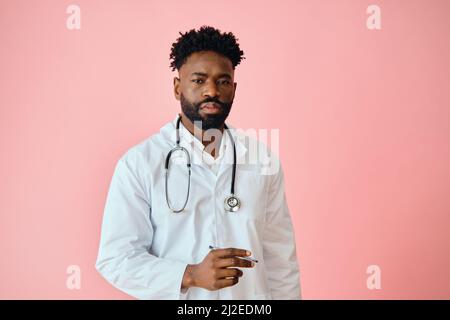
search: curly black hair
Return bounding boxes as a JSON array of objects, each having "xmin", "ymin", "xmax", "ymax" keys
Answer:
[{"xmin": 169, "ymin": 25, "xmax": 245, "ymax": 72}]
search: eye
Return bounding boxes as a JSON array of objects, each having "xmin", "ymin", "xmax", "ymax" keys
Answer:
[
  {"xmin": 219, "ymin": 79, "xmax": 231, "ymax": 85},
  {"xmin": 192, "ymin": 79, "xmax": 204, "ymax": 84}
]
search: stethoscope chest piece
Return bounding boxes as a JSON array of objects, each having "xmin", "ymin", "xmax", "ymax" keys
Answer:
[{"xmin": 224, "ymin": 194, "xmax": 241, "ymax": 212}]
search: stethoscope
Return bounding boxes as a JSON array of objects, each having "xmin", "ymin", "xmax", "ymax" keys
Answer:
[{"xmin": 164, "ymin": 114, "xmax": 241, "ymax": 213}]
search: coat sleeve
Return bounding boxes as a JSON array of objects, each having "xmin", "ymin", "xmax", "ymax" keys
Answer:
[
  {"xmin": 262, "ymin": 163, "xmax": 302, "ymax": 299},
  {"xmin": 95, "ymin": 149, "xmax": 188, "ymax": 299}
]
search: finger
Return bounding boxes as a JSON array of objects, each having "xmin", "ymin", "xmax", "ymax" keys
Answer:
[
  {"xmin": 215, "ymin": 277, "xmax": 239, "ymax": 289},
  {"xmin": 216, "ymin": 268, "xmax": 243, "ymax": 279},
  {"xmin": 215, "ymin": 257, "xmax": 254, "ymax": 268},
  {"xmin": 212, "ymin": 248, "xmax": 251, "ymax": 259}
]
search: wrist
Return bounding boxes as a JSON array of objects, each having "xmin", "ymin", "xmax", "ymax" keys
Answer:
[{"xmin": 182, "ymin": 264, "xmax": 197, "ymax": 290}]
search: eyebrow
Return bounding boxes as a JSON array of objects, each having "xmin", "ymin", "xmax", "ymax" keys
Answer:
[{"xmin": 191, "ymin": 72, "xmax": 232, "ymax": 79}]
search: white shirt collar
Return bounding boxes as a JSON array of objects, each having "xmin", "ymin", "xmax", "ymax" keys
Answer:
[
  {"xmin": 160, "ymin": 114, "xmax": 248, "ymax": 168},
  {"xmin": 171, "ymin": 114, "xmax": 229, "ymax": 166}
]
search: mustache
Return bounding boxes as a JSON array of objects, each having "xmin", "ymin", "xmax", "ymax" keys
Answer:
[{"xmin": 195, "ymin": 98, "xmax": 226, "ymax": 109}]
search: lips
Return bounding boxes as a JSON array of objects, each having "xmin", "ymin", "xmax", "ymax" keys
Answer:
[{"xmin": 201, "ymin": 102, "xmax": 221, "ymax": 110}]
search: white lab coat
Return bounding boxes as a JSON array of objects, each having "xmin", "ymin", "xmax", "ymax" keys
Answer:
[{"xmin": 95, "ymin": 115, "xmax": 301, "ymax": 299}]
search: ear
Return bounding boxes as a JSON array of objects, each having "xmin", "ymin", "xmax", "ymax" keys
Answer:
[
  {"xmin": 233, "ymin": 81, "xmax": 237, "ymax": 99},
  {"xmin": 173, "ymin": 76, "xmax": 181, "ymax": 101}
]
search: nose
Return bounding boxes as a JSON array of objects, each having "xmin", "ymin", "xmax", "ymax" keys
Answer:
[{"xmin": 202, "ymin": 81, "xmax": 220, "ymax": 99}]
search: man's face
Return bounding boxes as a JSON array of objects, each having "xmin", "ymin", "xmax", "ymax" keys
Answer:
[{"xmin": 173, "ymin": 50, "xmax": 237, "ymax": 130}]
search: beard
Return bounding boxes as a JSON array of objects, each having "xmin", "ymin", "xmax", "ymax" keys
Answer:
[{"xmin": 180, "ymin": 93, "xmax": 233, "ymax": 130}]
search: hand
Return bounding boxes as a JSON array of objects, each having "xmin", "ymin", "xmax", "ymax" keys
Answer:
[{"xmin": 181, "ymin": 248, "xmax": 255, "ymax": 291}]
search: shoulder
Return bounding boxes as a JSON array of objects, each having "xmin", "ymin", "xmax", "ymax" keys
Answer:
[{"xmin": 118, "ymin": 120, "xmax": 174, "ymax": 166}]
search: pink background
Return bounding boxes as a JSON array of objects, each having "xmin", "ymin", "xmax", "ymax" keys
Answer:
[{"xmin": 1, "ymin": 0, "xmax": 449, "ymax": 299}]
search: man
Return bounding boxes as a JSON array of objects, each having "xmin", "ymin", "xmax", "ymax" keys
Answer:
[{"xmin": 96, "ymin": 25, "xmax": 301, "ymax": 299}]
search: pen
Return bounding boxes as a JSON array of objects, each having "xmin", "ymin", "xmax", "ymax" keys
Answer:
[{"xmin": 209, "ymin": 245, "xmax": 258, "ymax": 263}]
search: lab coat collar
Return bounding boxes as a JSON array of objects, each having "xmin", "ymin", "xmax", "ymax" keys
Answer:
[{"xmin": 159, "ymin": 114, "xmax": 248, "ymax": 167}]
